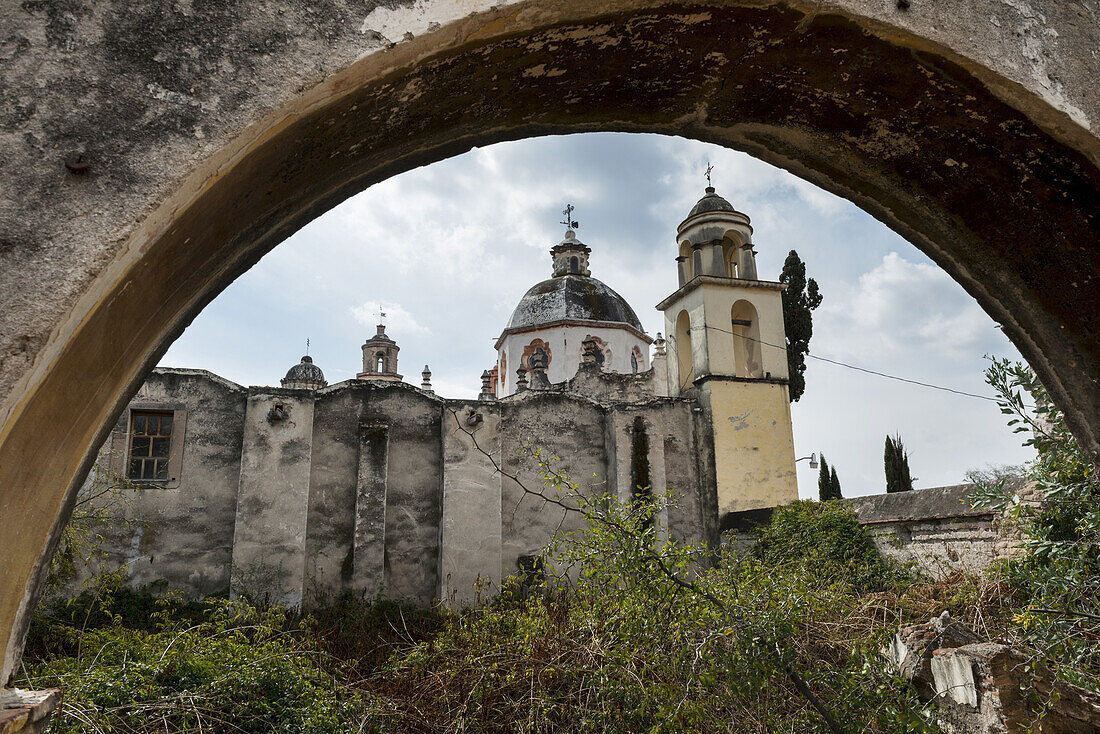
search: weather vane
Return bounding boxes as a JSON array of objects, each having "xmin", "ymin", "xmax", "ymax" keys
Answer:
[
  {"xmin": 705, "ymin": 161, "xmax": 714, "ymax": 188},
  {"xmin": 560, "ymin": 203, "xmax": 579, "ymax": 231},
  {"xmin": 378, "ymin": 306, "xmax": 386, "ymax": 325}
]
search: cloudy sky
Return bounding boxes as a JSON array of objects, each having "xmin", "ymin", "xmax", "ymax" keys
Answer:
[{"xmin": 160, "ymin": 132, "xmax": 1034, "ymax": 498}]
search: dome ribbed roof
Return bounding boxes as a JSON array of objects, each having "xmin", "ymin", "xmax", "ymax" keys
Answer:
[
  {"xmin": 282, "ymin": 356, "xmax": 326, "ymax": 386},
  {"xmin": 688, "ymin": 186, "xmax": 736, "ymax": 217},
  {"xmin": 505, "ymin": 275, "xmax": 644, "ymax": 332}
]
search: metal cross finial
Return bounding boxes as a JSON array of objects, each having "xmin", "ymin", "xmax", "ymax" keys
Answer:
[
  {"xmin": 705, "ymin": 161, "xmax": 714, "ymax": 187},
  {"xmin": 378, "ymin": 306, "xmax": 386, "ymax": 325},
  {"xmin": 560, "ymin": 203, "xmax": 579, "ymax": 231},
  {"xmin": 305, "ymin": 338, "xmax": 310, "ymax": 356}
]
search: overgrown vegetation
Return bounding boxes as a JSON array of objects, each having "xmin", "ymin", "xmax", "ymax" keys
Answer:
[
  {"xmin": 970, "ymin": 358, "xmax": 1100, "ymax": 693},
  {"xmin": 25, "ymin": 492, "xmax": 946, "ymax": 733}
]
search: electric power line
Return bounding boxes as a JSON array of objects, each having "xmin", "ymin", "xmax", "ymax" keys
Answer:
[{"xmin": 664, "ymin": 324, "xmax": 1015, "ymax": 406}]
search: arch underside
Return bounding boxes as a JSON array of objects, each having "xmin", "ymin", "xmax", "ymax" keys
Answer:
[{"xmin": 2, "ymin": 0, "xmax": 1099, "ymax": 680}]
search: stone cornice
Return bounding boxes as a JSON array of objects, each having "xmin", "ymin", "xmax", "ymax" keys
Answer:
[{"xmin": 656, "ymin": 275, "xmax": 786, "ymax": 312}]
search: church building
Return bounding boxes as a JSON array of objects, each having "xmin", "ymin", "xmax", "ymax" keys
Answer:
[{"xmin": 80, "ymin": 187, "xmax": 799, "ymax": 608}]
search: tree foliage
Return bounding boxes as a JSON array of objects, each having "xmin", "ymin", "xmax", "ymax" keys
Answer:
[
  {"xmin": 970, "ymin": 358, "xmax": 1100, "ymax": 693},
  {"xmin": 884, "ymin": 434, "xmax": 914, "ymax": 494},
  {"xmin": 818, "ymin": 454, "xmax": 831, "ymax": 501},
  {"xmin": 818, "ymin": 455, "xmax": 842, "ymax": 501},
  {"xmin": 754, "ymin": 500, "xmax": 913, "ymax": 593},
  {"xmin": 779, "ymin": 250, "xmax": 822, "ymax": 403},
  {"xmin": 46, "ymin": 454, "xmax": 138, "ymax": 596}
]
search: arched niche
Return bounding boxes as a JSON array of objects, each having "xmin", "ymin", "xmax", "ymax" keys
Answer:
[
  {"xmin": 675, "ymin": 310, "xmax": 694, "ymax": 393},
  {"xmin": 731, "ymin": 300, "xmax": 764, "ymax": 378}
]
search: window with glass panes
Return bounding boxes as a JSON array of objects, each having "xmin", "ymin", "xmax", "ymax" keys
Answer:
[{"xmin": 128, "ymin": 411, "xmax": 173, "ymax": 481}]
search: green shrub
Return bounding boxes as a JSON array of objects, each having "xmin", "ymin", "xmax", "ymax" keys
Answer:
[
  {"xmin": 971, "ymin": 358, "xmax": 1100, "ymax": 693},
  {"xmin": 23, "ymin": 580, "xmax": 358, "ymax": 733},
  {"xmin": 354, "ymin": 491, "xmax": 937, "ymax": 733},
  {"xmin": 753, "ymin": 500, "xmax": 915, "ymax": 592}
]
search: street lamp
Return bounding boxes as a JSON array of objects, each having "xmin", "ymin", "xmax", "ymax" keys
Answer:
[{"xmin": 796, "ymin": 452, "xmax": 818, "ymax": 470}]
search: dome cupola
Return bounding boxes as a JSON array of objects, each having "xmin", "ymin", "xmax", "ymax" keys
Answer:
[
  {"xmin": 687, "ymin": 186, "xmax": 736, "ymax": 217},
  {"xmin": 494, "ymin": 209, "xmax": 653, "ymax": 397},
  {"xmin": 281, "ymin": 355, "xmax": 327, "ymax": 390}
]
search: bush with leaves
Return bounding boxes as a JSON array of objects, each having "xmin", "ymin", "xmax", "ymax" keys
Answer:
[
  {"xmin": 22, "ymin": 574, "xmax": 361, "ymax": 733},
  {"xmin": 753, "ymin": 500, "xmax": 915, "ymax": 594},
  {"xmin": 356, "ymin": 459, "xmax": 936, "ymax": 733},
  {"xmin": 970, "ymin": 358, "xmax": 1100, "ymax": 693}
]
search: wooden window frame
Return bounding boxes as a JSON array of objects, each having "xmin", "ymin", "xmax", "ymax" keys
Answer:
[{"xmin": 111, "ymin": 406, "xmax": 187, "ymax": 488}]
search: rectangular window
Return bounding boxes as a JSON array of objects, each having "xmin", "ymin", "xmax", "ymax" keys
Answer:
[{"xmin": 128, "ymin": 410, "xmax": 173, "ymax": 481}]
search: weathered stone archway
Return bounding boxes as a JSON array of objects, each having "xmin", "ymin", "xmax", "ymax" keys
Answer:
[{"xmin": 2, "ymin": 0, "xmax": 1098, "ymax": 681}]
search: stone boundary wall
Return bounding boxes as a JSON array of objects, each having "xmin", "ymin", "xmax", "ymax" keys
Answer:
[
  {"xmin": 723, "ymin": 483, "xmax": 1027, "ymax": 574},
  {"xmin": 843, "ymin": 484, "xmax": 1025, "ymax": 575}
]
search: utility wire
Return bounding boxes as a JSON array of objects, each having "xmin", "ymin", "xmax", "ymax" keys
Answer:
[{"xmin": 665, "ymin": 325, "xmax": 1013, "ymax": 405}]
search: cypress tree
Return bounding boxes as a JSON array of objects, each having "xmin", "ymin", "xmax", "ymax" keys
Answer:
[
  {"xmin": 779, "ymin": 251, "xmax": 823, "ymax": 403},
  {"xmin": 830, "ymin": 466, "xmax": 842, "ymax": 500},
  {"xmin": 818, "ymin": 454, "xmax": 832, "ymax": 502},
  {"xmin": 885, "ymin": 434, "xmax": 914, "ymax": 493},
  {"xmin": 885, "ymin": 435, "xmax": 899, "ymax": 494}
]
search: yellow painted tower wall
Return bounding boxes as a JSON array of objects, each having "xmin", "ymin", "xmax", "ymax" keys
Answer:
[{"xmin": 701, "ymin": 379, "xmax": 798, "ymax": 514}]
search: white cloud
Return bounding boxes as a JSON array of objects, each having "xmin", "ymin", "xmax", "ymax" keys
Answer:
[
  {"xmin": 819, "ymin": 252, "xmax": 993, "ymax": 363},
  {"xmin": 350, "ymin": 301, "xmax": 430, "ymax": 335},
  {"xmin": 786, "ymin": 176, "xmax": 851, "ymax": 218}
]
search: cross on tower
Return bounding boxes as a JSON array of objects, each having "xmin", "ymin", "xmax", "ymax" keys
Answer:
[
  {"xmin": 560, "ymin": 203, "xmax": 579, "ymax": 231},
  {"xmin": 378, "ymin": 306, "xmax": 386, "ymax": 325},
  {"xmin": 305, "ymin": 338, "xmax": 310, "ymax": 356},
  {"xmin": 705, "ymin": 161, "xmax": 714, "ymax": 188}
]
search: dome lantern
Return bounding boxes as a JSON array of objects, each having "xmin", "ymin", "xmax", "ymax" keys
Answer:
[{"xmin": 550, "ymin": 229, "xmax": 591, "ymax": 277}]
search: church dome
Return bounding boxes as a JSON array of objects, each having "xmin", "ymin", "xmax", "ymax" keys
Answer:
[
  {"xmin": 687, "ymin": 186, "xmax": 736, "ymax": 217},
  {"xmin": 281, "ymin": 355, "xmax": 327, "ymax": 389},
  {"xmin": 506, "ymin": 274, "xmax": 644, "ymax": 332}
]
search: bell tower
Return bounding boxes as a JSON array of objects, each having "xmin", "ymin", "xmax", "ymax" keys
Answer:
[
  {"xmin": 357, "ymin": 324, "xmax": 403, "ymax": 381},
  {"xmin": 656, "ymin": 185, "xmax": 798, "ymax": 519}
]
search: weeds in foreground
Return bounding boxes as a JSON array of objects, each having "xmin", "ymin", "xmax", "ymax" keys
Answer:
[{"xmin": 24, "ymin": 497, "xmax": 953, "ymax": 733}]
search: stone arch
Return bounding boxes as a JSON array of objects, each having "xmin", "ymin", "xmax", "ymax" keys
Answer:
[
  {"xmin": 2, "ymin": 0, "xmax": 1100, "ymax": 678},
  {"xmin": 677, "ymin": 241, "xmax": 694, "ymax": 280},
  {"xmin": 731, "ymin": 300, "xmax": 764, "ymax": 378},
  {"xmin": 674, "ymin": 310, "xmax": 694, "ymax": 393}
]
